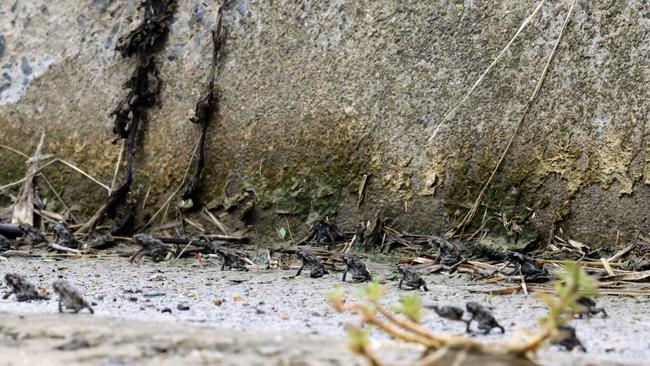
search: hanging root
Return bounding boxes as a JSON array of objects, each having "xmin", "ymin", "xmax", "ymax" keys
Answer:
[
  {"xmin": 79, "ymin": 1, "xmax": 175, "ymax": 233},
  {"xmin": 181, "ymin": 5, "xmax": 226, "ymax": 210},
  {"xmin": 115, "ymin": 0, "xmax": 177, "ymax": 57}
]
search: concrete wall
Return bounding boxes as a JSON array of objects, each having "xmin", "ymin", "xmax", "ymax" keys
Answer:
[{"xmin": 1, "ymin": 0, "xmax": 648, "ymax": 249}]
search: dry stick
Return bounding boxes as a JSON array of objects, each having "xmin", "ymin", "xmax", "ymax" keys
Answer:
[
  {"xmin": 600, "ymin": 257, "xmax": 615, "ymax": 276},
  {"xmin": 40, "ymin": 176, "xmax": 79, "ymax": 223},
  {"xmin": 49, "ymin": 243, "xmax": 82, "ymax": 255},
  {"xmin": 34, "ymin": 209, "xmax": 65, "ymax": 224},
  {"xmin": 181, "ymin": 7, "xmax": 224, "ymax": 208},
  {"xmin": 341, "ymin": 303, "xmax": 437, "ymax": 346},
  {"xmin": 342, "ymin": 233, "xmax": 356, "ymax": 253},
  {"xmin": 0, "ymin": 144, "xmax": 29, "ymax": 157},
  {"xmin": 607, "ymin": 241, "xmax": 636, "ymax": 263},
  {"xmin": 428, "ymin": 0, "xmax": 545, "ymax": 142},
  {"xmin": 175, "ymin": 240, "xmax": 194, "ymax": 260},
  {"xmin": 357, "ymin": 173, "xmax": 369, "ymax": 209},
  {"xmin": 374, "ymin": 303, "xmax": 449, "ymax": 347},
  {"xmin": 55, "ymin": 158, "xmax": 110, "ymax": 192},
  {"xmin": 285, "ymin": 216, "xmax": 294, "ymax": 241},
  {"xmin": 343, "ymin": 302, "xmax": 515, "ymax": 357},
  {"xmin": 413, "ymin": 347, "xmax": 450, "ymax": 366},
  {"xmin": 0, "ymin": 156, "xmax": 109, "ymax": 193},
  {"xmin": 109, "ymin": 139, "xmax": 126, "ymax": 195},
  {"xmin": 12, "ymin": 131, "xmax": 46, "ymax": 226},
  {"xmin": 449, "ymin": 0, "xmax": 577, "ymax": 237},
  {"xmin": 142, "ymin": 141, "xmax": 200, "ymax": 229},
  {"xmin": 201, "ymin": 207, "xmax": 229, "ymax": 235},
  {"xmin": 0, "ymin": 159, "xmax": 56, "ymax": 191},
  {"xmin": 449, "ymin": 349, "xmax": 468, "ymax": 366},
  {"xmin": 183, "ymin": 217, "xmax": 206, "ymax": 232},
  {"xmin": 0, "ymin": 144, "xmax": 78, "ymax": 222},
  {"xmin": 142, "ymin": 184, "xmax": 151, "ymax": 209}
]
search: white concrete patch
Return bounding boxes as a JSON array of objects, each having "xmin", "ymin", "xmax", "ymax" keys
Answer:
[{"xmin": 0, "ymin": 54, "xmax": 55, "ymax": 105}]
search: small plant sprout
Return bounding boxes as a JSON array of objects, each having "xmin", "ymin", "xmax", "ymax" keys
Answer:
[
  {"xmin": 537, "ymin": 262, "xmax": 597, "ymax": 331},
  {"xmin": 329, "ymin": 263, "xmax": 598, "ymax": 365},
  {"xmin": 359, "ymin": 281, "xmax": 386, "ymax": 303},
  {"xmin": 276, "ymin": 227, "xmax": 287, "ymax": 240},
  {"xmin": 393, "ymin": 294, "xmax": 423, "ymax": 323},
  {"xmin": 346, "ymin": 325, "xmax": 381, "ymax": 366}
]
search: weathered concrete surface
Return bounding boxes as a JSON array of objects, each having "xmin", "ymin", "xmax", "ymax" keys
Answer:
[{"xmin": 0, "ymin": 1, "xmax": 649, "ymax": 248}]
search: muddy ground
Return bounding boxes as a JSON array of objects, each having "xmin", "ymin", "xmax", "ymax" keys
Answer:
[{"xmin": 0, "ymin": 255, "xmax": 648, "ymax": 365}]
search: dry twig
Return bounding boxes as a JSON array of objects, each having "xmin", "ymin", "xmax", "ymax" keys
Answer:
[
  {"xmin": 428, "ymin": 0, "xmax": 545, "ymax": 142},
  {"xmin": 449, "ymin": 0, "xmax": 578, "ymax": 237},
  {"xmin": 12, "ymin": 131, "xmax": 46, "ymax": 226}
]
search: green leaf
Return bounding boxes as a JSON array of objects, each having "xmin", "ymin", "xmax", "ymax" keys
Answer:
[
  {"xmin": 276, "ymin": 227, "xmax": 287, "ymax": 240},
  {"xmin": 360, "ymin": 281, "xmax": 386, "ymax": 302},
  {"xmin": 554, "ymin": 263, "xmax": 597, "ymax": 297},
  {"xmin": 326, "ymin": 289, "xmax": 345, "ymax": 305},
  {"xmin": 394, "ymin": 294, "xmax": 423, "ymax": 323},
  {"xmin": 347, "ymin": 326, "xmax": 371, "ymax": 352}
]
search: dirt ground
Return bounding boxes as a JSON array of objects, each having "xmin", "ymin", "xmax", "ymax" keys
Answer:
[{"xmin": 0, "ymin": 255, "xmax": 648, "ymax": 365}]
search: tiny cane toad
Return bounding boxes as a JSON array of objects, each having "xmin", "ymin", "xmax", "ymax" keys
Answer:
[
  {"xmin": 465, "ymin": 301, "xmax": 504, "ymax": 334},
  {"xmin": 313, "ymin": 219, "xmax": 345, "ymax": 248},
  {"xmin": 18, "ymin": 224, "xmax": 46, "ymax": 245},
  {"xmin": 505, "ymin": 251, "xmax": 550, "ymax": 282},
  {"xmin": 342, "ymin": 254, "xmax": 372, "ymax": 283},
  {"xmin": 130, "ymin": 234, "xmax": 174, "ymax": 263},
  {"xmin": 0, "ymin": 234, "xmax": 11, "ymax": 253},
  {"xmin": 296, "ymin": 249, "xmax": 328, "ymax": 278},
  {"xmin": 552, "ymin": 325, "xmax": 586, "ymax": 352},
  {"xmin": 429, "ymin": 305, "xmax": 468, "ymax": 326},
  {"xmin": 2, "ymin": 273, "xmax": 48, "ymax": 301},
  {"xmin": 54, "ymin": 221, "xmax": 77, "ymax": 248},
  {"xmin": 397, "ymin": 264, "xmax": 428, "ymax": 291},
  {"xmin": 215, "ymin": 248, "xmax": 253, "ymax": 271},
  {"xmin": 53, "ymin": 281, "xmax": 94, "ymax": 314},
  {"xmin": 575, "ymin": 296, "xmax": 607, "ymax": 318},
  {"xmin": 429, "ymin": 236, "xmax": 465, "ymax": 270}
]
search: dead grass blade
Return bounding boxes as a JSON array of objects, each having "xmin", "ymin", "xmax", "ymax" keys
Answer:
[
  {"xmin": 54, "ymin": 158, "xmax": 110, "ymax": 192},
  {"xmin": 600, "ymin": 258, "xmax": 615, "ymax": 276},
  {"xmin": 40, "ymin": 175, "xmax": 79, "ymax": 223},
  {"xmin": 357, "ymin": 173, "xmax": 369, "ymax": 209},
  {"xmin": 143, "ymin": 140, "xmax": 200, "ymax": 229},
  {"xmin": 0, "ymin": 144, "xmax": 29, "ymax": 158},
  {"xmin": 428, "ymin": 0, "xmax": 545, "ymax": 142},
  {"xmin": 0, "ymin": 160, "xmax": 52, "ymax": 192},
  {"xmin": 49, "ymin": 243, "xmax": 82, "ymax": 255},
  {"xmin": 607, "ymin": 240, "xmax": 637, "ymax": 263},
  {"xmin": 469, "ymin": 286, "xmax": 522, "ymax": 296},
  {"xmin": 183, "ymin": 217, "xmax": 206, "ymax": 232},
  {"xmin": 599, "ymin": 270, "xmax": 650, "ymax": 283},
  {"xmin": 449, "ymin": 0, "xmax": 578, "ymax": 237},
  {"xmin": 109, "ymin": 139, "xmax": 126, "ymax": 195},
  {"xmin": 12, "ymin": 131, "xmax": 46, "ymax": 225},
  {"xmin": 201, "ymin": 207, "xmax": 229, "ymax": 235}
]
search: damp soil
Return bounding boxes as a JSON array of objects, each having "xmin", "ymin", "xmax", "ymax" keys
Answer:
[{"xmin": 0, "ymin": 256, "xmax": 647, "ymax": 365}]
